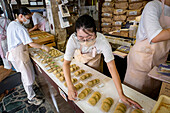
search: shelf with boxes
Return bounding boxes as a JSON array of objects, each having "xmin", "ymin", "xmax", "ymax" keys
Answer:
[{"xmin": 100, "ymin": 0, "xmax": 148, "ymax": 38}]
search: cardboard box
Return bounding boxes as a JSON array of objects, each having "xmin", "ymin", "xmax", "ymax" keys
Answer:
[
  {"xmin": 126, "ymin": 8, "xmax": 143, "ymax": 16},
  {"xmin": 101, "ymin": 23, "xmax": 112, "ymax": 27},
  {"xmin": 113, "ymin": 15, "xmax": 127, "ymax": 21},
  {"xmin": 159, "ymin": 82, "xmax": 170, "ymax": 97},
  {"xmin": 102, "ymin": 18, "xmax": 113, "ymax": 23},
  {"xmin": 112, "ymin": 21, "xmax": 123, "ymax": 26},
  {"xmin": 102, "ymin": 7, "xmax": 114, "ymax": 13},
  {"xmin": 113, "ymin": 9, "xmax": 126, "ymax": 15},
  {"xmin": 128, "ymin": 0, "xmax": 143, "ymax": 3},
  {"xmin": 114, "ymin": 2, "xmax": 128, "ymax": 9},
  {"xmin": 102, "ymin": 13, "xmax": 113, "ymax": 18},
  {"xmin": 101, "ymin": 28, "xmax": 112, "ymax": 33},
  {"xmin": 102, "ymin": 2, "xmax": 114, "ymax": 7},
  {"xmin": 129, "ymin": 2, "xmax": 144, "ymax": 10}
]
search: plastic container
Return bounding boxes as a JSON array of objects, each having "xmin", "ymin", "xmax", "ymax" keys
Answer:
[{"xmin": 151, "ymin": 95, "xmax": 170, "ymax": 113}]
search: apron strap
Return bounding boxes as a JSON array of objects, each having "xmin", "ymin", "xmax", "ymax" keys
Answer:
[{"xmin": 161, "ymin": 0, "xmax": 165, "ymax": 14}]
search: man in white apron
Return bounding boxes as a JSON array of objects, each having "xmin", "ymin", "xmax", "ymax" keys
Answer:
[
  {"xmin": 0, "ymin": 7, "xmax": 11, "ymax": 69},
  {"xmin": 28, "ymin": 12, "xmax": 50, "ymax": 32},
  {"xmin": 124, "ymin": 0, "xmax": 170, "ymax": 99},
  {"xmin": 7, "ymin": 7, "xmax": 50, "ymax": 105},
  {"xmin": 63, "ymin": 15, "xmax": 142, "ymax": 108}
]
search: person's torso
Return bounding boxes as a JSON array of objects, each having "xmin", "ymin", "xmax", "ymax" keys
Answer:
[
  {"xmin": 7, "ymin": 21, "xmax": 28, "ymax": 51},
  {"xmin": 32, "ymin": 13, "xmax": 45, "ymax": 24},
  {"xmin": 136, "ymin": 0, "xmax": 170, "ymax": 41}
]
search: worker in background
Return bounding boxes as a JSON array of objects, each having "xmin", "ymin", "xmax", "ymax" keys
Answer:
[
  {"xmin": 28, "ymin": 12, "xmax": 50, "ymax": 32},
  {"xmin": 0, "ymin": 7, "xmax": 11, "ymax": 69},
  {"xmin": 124, "ymin": 0, "xmax": 170, "ymax": 99},
  {"xmin": 63, "ymin": 15, "xmax": 142, "ymax": 108},
  {"xmin": 6, "ymin": 7, "xmax": 50, "ymax": 105}
]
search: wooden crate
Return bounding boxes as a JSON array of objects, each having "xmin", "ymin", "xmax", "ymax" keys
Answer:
[{"xmin": 30, "ymin": 32, "xmax": 55, "ymax": 44}]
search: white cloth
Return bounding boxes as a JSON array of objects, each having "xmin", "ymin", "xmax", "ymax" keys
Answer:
[
  {"xmin": 7, "ymin": 20, "xmax": 33, "ymax": 61},
  {"xmin": 1, "ymin": 39, "xmax": 11, "ymax": 69},
  {"xmin": 136, "ymin": 0, "xmax": 170, "ymax": 43},
  {"xmin": 0, "ymin": 17, "xmax": 10, "ymax": 39},
  {"xmin": 32, "ymin": 12, "xmax": 46, "ymax": 26},
  {"xmin": 64, "ymin": 32, "xmax": 114, "ymax": 63}
]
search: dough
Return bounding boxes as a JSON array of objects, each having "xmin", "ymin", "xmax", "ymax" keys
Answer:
[
  {"xmin": 87, "ymin": 79, "xmax": 100, "ymax": 87},
  {"xmin": 88, "ymin": 97, "xmax": 97, "ymax": 106},
  {"xmin": 101, "ymin": 102, "xmax": 110, "ymax": 112},
  {"xmin": 131, "ymin": 109, "xmax": 143, "ymax": 113},
  {"xmin": 59, "ymin": 76, "xmax": 65, "ymax": 82},
  {"xmin": 78, "ymin": 92, "xmax": 86, "ymax": 99},
  {"xmin": 88, "ymin": 91, "xmax": 101, "ymax": 106},
  {"xmin": 74, "ymin": 70, "xmax": 85, "ymax": 76},
  {"xmin": 74, "ymin": 83, "xmax": 83, "ymax": 91},
  {"xmin": 60, "ymin": 58, "xmax": 64, "ymax": 62}
]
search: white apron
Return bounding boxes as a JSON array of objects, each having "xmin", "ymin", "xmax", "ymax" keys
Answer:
[
  {"xmin": 38, "ymin": 19, "xmax": 49, "ymax": 32},
  {"xmin": 74, "ymin": 46, "xmax": 101, "ymax": 71},
  {"xmin": 9, "ymin": 44, "xmax": 35, "ymax": 86},
  {"xmin": 0, "ymin": 18, "xmax": 11, "ymax": 69},
  {"xmin": 124, "ymin": 0, "xmax": 170, "ymax": 98}
]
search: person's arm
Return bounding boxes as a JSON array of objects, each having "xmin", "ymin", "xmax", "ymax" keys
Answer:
[
  {"xmin": 63, "ymin": 60, "xmax": 77, "ymax": 100},
  {"xmin": 107, "ymin": 60, "xmax": 142, "ymax": 109},
  {"xmin": 29, "ymin": 24, "xmax": 38, "ymax": 32},
  {"xmin": 151, "ymin": 28, "xmax": 170, "ymax": 43},
  {"xmin": 29, "ymin": 42, "xmax": 50, "ymax": 52}
]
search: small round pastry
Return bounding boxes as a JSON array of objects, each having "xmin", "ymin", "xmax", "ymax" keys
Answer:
[
  {"xmin": 53, "ymin": 70, "xmax": 58, "ymax": 74},
  {"xmin": 59, "ymin": 76, "xmax": 65, "ymax": 82},
  {"xmin": 107, "ymin": 97, "xmax": 114, "ymax": 105},
  {"xmin": 93, "ymin": 92, "xmax": 101, "ymax": 98},
  {"xmin": 70, "ymin": 68, "xmax": 75, "ymax": 72},
  {"xmin": 131, "ymin": 109, "xmax": 143, "ymax": 113},
  {"xmin": 88, "ymin": 97, "xmax": 97, "ymax": 106},
  {"xmin": 117, "ymin": 103, "xmax": 126, "ymax": 111},
  {"xmin": 75, "ymin": 66, "xmax": 80, "ymax": 70},
  {"xmin": 103, "ymin": 99, "xmax": 112, "ymax": 106},
  {"xmin": 60, "ymin": 58, "xmax": 64, "ymax": 62},
  {"xmin": 78, "ymin": 92, "xmax": 86, "ymax": 99},
  {"xmin": 115, "ymin": 105, "xmax": 126, "ymax": 113},
  {"xmin": 93, "ymin": 94, "xmax": 100, "ymax": 101},
  {"xmin": 101, "ymin": 102, "xmax": 111, "ymax": 112},
  {"xmin": 80, "ymin": 75, "xmax": 86, "ymax": 80},
  {"xmin": 47, "ymin": 69, "xmax": 53, "ymax": 73},
  {"xmin": 114, "ymin": 109, "xmax": 124, "ymax": 113},
  {"xmin": 87, "ymin": 81, "xmax": 93, "ymax": 87},
  {"xmin": 56, "ymin": 73, "xmax": 61, "ymax": 78},
  {"xmin": 74, "ymin": 71, "xmax": 80, "ymax": 76},
  {"xmin": 64, "ymin": 82, "xmax": 67, "ymax": 87}
]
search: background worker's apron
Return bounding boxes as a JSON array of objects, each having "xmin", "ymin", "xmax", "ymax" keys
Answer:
[
  {"xmin": 0, "ymin": 18, "xmax": 11, "ymax": 69},
  {"xmin": 9, "ymin": 44, "xmax": 35, "ymax": 86},
  {"xmin": 38, "ymin": 19, "xmax": 49, "ymax": 32},
  {"xmin": 74, "ymin": 46, "xmax": 101, "ymax": 71},
  {"xmin": 124, "ymin": 0, "xmax": 170, "ymax": 99}
]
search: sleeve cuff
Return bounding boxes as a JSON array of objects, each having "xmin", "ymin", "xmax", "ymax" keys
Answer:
[
  {"xmin": 64, "ymin": 54, "xmax": 73, "ymax": 61},
  {"xmin": 23, "ymin": 40, "xmax": 33, "ymax": 45},
  {"xmin": 105, "ymin": 56, "xmax": 115, "ymax": 63}
]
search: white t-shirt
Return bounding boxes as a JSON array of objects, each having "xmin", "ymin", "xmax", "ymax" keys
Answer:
[
  {"xmin": 0, "ymin": 17, "xmax": 11, "ymax": 38},
  {"xmin": 64, "ymin": 32, "xmax": 114, "ymax": 63},
  {"xmin": 136, "ymin": 0, "xmax": 170, "ymax": 43},
  {"xmin": 32, "ymin": 12, "xmax": 45, "ymax": 25},
  {"xmin": 7, "ymin": 20, "xmax": 33, "ymax": 51}
]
